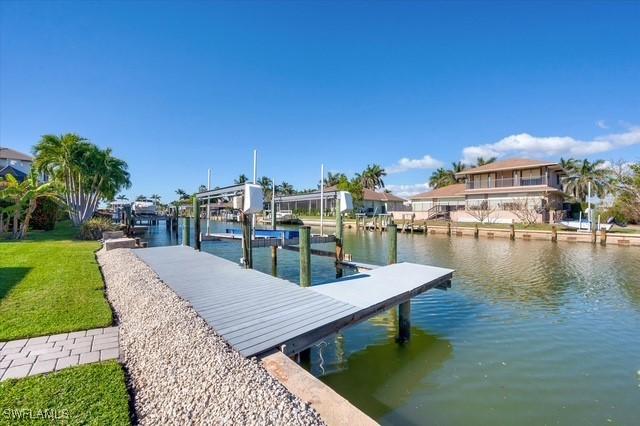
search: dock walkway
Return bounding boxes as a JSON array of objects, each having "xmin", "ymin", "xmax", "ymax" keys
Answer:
[{"xmin": 134, "ymin": 246, "xmax": 453, "ymax": 357}]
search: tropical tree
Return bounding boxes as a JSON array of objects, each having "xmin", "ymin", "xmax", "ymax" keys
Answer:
[
  {"xmin": 476, "ymin": 157, "xmax": 497, "ymax": 166},
  {"xmin": 116, "ymin": 194, "xmax": 128, "ymax": 201},
  {"xmin": 135, "ymin": 194, "xmax": 147, "ymax": 201},
  {"xmin": 358, "ymin": 164, "xmax": 387, "ymax": 190},
  {"xmin": 277, "ymin": 181, "xmax": 295, "ymax": 196},
  {"xmin": 561, "ymin": 158, "xmax": 613, "ymax": 202},
  {"xmin": 324, "ymin": 172, "xmax": 347, "ymax": 187},
  {"xmin": 0, "ymin": 172, "xmax": 59, "ymax": 239},
  {"xmin": 428, "ymin": 162, "xmax": 468, "ymax": 189},
  {"xmin": 33, "ymin": 134, "xmax": 131, "ymax": 225},
  {"xmin": 175, "ymin": 188, "xmax": 190, "ymax": 200},
  {"xmin": 257, "ymin": 176, "xmax": 273, "ymax": 200},
  {"xmin": 198, "ymin": 185, "xmax": 207, "ymax": 193},
  {"xmin": 234, "ymin": 174, "xmax": 249, "ymax": 184},
  {"xmin": 150, "ymin": 194, "xmax": 161, "ymax": 206}
]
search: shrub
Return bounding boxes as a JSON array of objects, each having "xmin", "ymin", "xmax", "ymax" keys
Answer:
[
  {"xmin": 30, "ymin": 198, "xmax": 60, "ymax": 231},
  {"xmin": 79, "ymin": 217, "xmax": 117, "ymax": 240}
]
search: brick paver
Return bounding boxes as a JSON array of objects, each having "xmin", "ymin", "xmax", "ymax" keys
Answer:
[{"xmin": 0, "ymin": 327, "xmax": 119, "ymax": 381}]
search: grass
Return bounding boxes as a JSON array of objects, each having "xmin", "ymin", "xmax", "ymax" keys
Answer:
[
  {"xmin": 0, "ymin": 361, "xmax": 131, "ymax": 426},
  {"xmin": 0, "ymin": 221, "xmax": 113, "ymax": 341}
]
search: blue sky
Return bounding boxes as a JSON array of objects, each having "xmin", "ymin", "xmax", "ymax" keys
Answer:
[{"xmin": 1, "ymin": 1, "xmax": 639, "ymax": 200}]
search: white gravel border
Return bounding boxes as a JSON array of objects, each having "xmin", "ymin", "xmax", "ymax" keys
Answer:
[{"xmin": 98, "ymin": 248, "xmax": 324, "ymax": 425}]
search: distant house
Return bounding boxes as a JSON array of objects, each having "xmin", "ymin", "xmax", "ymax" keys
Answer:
[
  {"xmin": 274, "ymin": 186, "xmax": 407, "ymax": 215},
  {"xmin": 0, "ymin": 148, "xmax": 35, "ymax": 182},
  {"xmin": 409, "ymin": 158, "xmax": 567, "ymax": 223}
]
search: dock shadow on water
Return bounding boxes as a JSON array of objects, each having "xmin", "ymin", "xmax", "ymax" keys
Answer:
[{"xmin": 318, "ymin": 327, "xmax": 452, "ymax": 421}]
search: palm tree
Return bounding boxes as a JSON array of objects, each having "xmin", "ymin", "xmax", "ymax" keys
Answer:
[
  {"xmin": 359, "ymin": 164, "xmax": 387, "ymax": 190},
  {"xmin": 234, "ymin": 174, "xmax": 249, "ymax": 184},
  {"xmin": 198, "ymin": 185, "xmax": 207, "ymax": 193},
  {"xmin": 559, "ymin": 157, "xmax": 576, "ymax": 171},
  {"xmin": 562, "ymin": 158, "xmax": 613, "ymax": 202},
  {"xmin": 257, "ymin": 176, "xmax": 273, "ymax": 200},
  {"xmin": 429, "ymin": 167, "xmax": 456, "ymax": 189},
  {"xmin": 476, "ymin": 156, "xmax": 497, "ymax": 166},
  {"xmin": 324, "ymin": 172, "xmax": 347, "ymax": 187},
  {"xmin": 135, "ymin": 194, "xmax": 147, "ymax": 201},
  {"xmin": 0, "ymin": 172, "xmax": 59, "ymax": 239},
  {"xmin": 277, "ymin": 181, "xmax": 295, "ymax": 196},
  {"xmin": 33, "ymin": 134, "xmax": 131, "ymax": 225},
  {"xmin": 175, "ymin": 188, "xmax": 189, "ymax": 200},
  {"xmin": 150, "ymin": 194, "xmax": 161, "ymax": 206},
  {"xmin": 451, "ymin": 161, "xmax": 466, "ymax": 174},
  {"xmin": 116, "ymin": 194, "xmax": 128, "ymax": 201}
]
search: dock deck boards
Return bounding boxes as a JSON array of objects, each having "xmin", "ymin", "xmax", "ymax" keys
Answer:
[{"xmin": 134, "ymin": 245, "xmax": 453, "ymax": 357}]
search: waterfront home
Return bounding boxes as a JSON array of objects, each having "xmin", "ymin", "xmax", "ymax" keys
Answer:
[
  {"xmin": 409, "ymin": 158, "xmax": 567, "ymax": 223},
  {"xmin": 0, "ymin": 147, "xmax": 48, "ymax": 182},
  {"xmin": 275, "ymin": 186, "xmax": 407, "ymax": 215}
]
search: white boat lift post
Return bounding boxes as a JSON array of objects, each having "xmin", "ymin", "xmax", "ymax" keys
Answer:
[
  {"xmin": 320, "ymin": 164, "xmax": 324, "ymax": 236},
  {"xmin": 252, "ymin": 149, "xmax": 257, "ymax": 240},
  {"xmin": 206, "ymin": 168, "xmax": 211, "ymax": 235}
]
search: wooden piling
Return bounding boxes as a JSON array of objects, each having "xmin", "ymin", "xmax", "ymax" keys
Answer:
[
  {"xmin": 474, "ymin": 223, "xmax": 479, "ymax": 238},
  {"xmin": 447, "ymin": 221, "xmax": 451, "ymax": 236},
  {"xmin": 193, "ymin": 197, "xmax": 201, "ymax": 251},
  {"xmin": 410, "ymin": 214, "xmax": 415, "ymax": 234},
  {"xmin": 271, "ymin": 190, "xmax": 277, "ymax": 275},
  {"xmin": 300, "ymin": 226, "xmax": 311, "ymax": 287},
  {"xmin": 591, "ymin": 229, "xmax": 597, "ymax": 245},
  {"xmin": 600, "ymin": 228, "xmax": 607, "ymax": 246},
  {"xmin": 510, "ymin": 223, "xmax": 515, "ymax": 240},
  {"xmin": 241, "ymin": 213, "xmax": 252, "ymax": 269},
  {"xmin": 183, "ymin": 216, "xmax": 191, "ymax": 247},
  {"xmin": 387, "ymin": 223, "xmax": 397, "ymax": 265},
  {"xmin": 551, "ymin": 225, "xmax": 557, "ymax": 242},
  {"xmin": 335, "ymin": 199, "xmax": 344, "ymax": 262}
]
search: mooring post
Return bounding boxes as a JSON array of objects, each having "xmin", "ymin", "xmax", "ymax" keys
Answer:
[
  {"xmin": 551, "ymin": 225, "xmax": 557, "ymax": 242},
  {"xmin": 388, "ymin": 223, "xmax": 409, "ymax": 341},
  {"xmin": 600, "ymin": 228, "xmax": 607, "ymax": 246},
  {"xmin": 241, "ymin": 213, "xmax": 253, "ymax": 269},
  {"xmin": 300, "ymin": 225, "xmax": 311, "ymax": 287},
  {"xmin": 335, "ymin": 199, "xmax": 344, "ymax": 278},
  {"xmin": 447, "ymin": 221, "xmax": 451, "ymax": 236},
  {"xmin": 591, "ymin": 229, "xmax": 597, "ymax": 245},
  {"xmin": 193, "ymin": 197, "xmax": 201, "ymax": 251},
  {"xmin": 183, "ymin": 216, "xmax": 191, "ymax": 247},
  {"xmin": 271, "ymin": 187, "xmax": 277, "ymax": 276},
  {"xmin": 510, "ymin": 223, "xmax": 515, "ymax": 240},
  {"xmin": 474, "ymin": 223, "xmax": 479, "ymax": 238}
]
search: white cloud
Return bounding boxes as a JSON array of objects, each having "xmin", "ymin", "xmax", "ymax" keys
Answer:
[
  {"xmin": 596, "ymin": 120, "xmax": 608, "ymax": 129},
  {"xmin": 386, "ymin": 155, "xmax": 443, "ymax": 174},
  {"xmin": 385, "ymin": 182, "xmax": 431, "ymax": 198},
  {"xmin": 461, "ymin": 126, "xmax": 640, "ymax": 164}
]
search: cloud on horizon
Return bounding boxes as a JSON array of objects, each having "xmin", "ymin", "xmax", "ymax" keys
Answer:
[
  {"xmin": 386, "ymin": 155, "xmax": 443, "ymax": 174},
  {"xmin": 461, "ymin": 126, "xmax": 640, "ymax": 164},
  {"xmin": 385, "ymin": 182, "xmax": 431, "ymax": 198}
]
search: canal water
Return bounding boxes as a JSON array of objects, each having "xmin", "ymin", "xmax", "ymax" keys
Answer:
[{"xmin": 144, "ymin": 220, "xmax": 640, "ymax": 425}]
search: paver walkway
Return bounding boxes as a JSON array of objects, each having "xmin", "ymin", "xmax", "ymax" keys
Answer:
[{"xmin": 0, "ymin": 326, "xmax": 119, "ymax": 381}]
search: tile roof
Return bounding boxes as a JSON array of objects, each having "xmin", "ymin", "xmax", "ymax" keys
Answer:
[
  {"xmin": 323, "ymin": 185, "xmax": 406, "ymax": 202},
  {"xmin": 0, "ymin": 148, "xmax": 33, "ymax": 162},
  {"xmin": 456, "ymin": 158, "xmax": 558, "ymax": 176},
  {"xmin": 410, "ymin": 183, "xmax": 466, "ymax": 200}
]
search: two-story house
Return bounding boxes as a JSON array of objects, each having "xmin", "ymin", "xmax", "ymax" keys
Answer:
[
  {"xmin": 0, "ymin": 148, "xmax": 34, "ymax": 182},
  {"xmin": 410, "ymin": 159, "xmax": 567, "ymax": 224}
]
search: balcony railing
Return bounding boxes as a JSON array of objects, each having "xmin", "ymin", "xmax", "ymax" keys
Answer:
[{"xmin": 465, "ymin": 176, "xmax": 548, "ymax": 190}]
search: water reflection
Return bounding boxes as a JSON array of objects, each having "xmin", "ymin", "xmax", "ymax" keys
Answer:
[{"xmin": 320, "ymin": 328, "xmax": 453, "ymax": 419}]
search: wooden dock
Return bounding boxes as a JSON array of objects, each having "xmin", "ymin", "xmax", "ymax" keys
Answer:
[{"xmin": 134, "ymin": 245, "xmax": 453, "ymax": 357}]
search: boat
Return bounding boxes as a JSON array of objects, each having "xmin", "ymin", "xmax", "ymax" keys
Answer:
[
  {"xmin": 132, "ymin": 199, "xmax": 156, "ymax": 216},
  {"xmin": 560, "ymin": 213, "xmax": 616, "ymax": 232},
  {"xmin": 261, "ymin": 210, "xmax": 298, "ymax": 224}
]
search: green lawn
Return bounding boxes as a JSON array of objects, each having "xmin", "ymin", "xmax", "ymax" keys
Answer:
[
  {"xmin": 0, "ymin": 221, "xmax": 113, "ymax": 341},
  {"xmin": 0, "ymin": 361, "xmax": 131, "ymax": 426}
]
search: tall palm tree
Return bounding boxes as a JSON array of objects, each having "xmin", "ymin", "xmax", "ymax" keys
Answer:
[
  {"xmin": 234, "ymin": 174, "xmax": 249, "ymax": 184},
  {"xmin": 175, "ymin": 188, "xmax": 189, "ymax": 200},
  {"xmin": 429, "ymin": 167, "xmax": 456, "ymax": 189},
  {"xmin": 562, "ymin": 158, "xmax": 613, "ymax": 202},
  {"xmin": 33, "ymin": 134, "xmax": 131, "ymax": 225},
  {"xmin": 116, "ymin": 194, "xmax": 128, "ymax": 201},
  {"xmin": 257, "ymin": 176, "xmax": 273, "ymax": 200},
  {"xmin": 198, "ymin": 185, "xmax": 207, "ymax": 193},
  {"xmin": 277, "ymin": 181, "xmax": 295, "ymax": 195},
  {"xmin": 324, "ymin": 172, "xmax": 347, "ymax": 187},
  {"xmin": 476, "ymin": 157, "xmax": 497, "ymax": 166},
  {"xmin": 150, "ymin": 194, "xmax": 161, "ymax": 205},
  {"xmin": 359, "ymin": 164, "xmax": 387, "ymax": 190},
  {"xmin": 135, "ymin": 194, "xmax": 147, "ymax": 201},
  {"xmin": 451, "ymin": 161, "xmax": 466, "ymax": 174}
]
